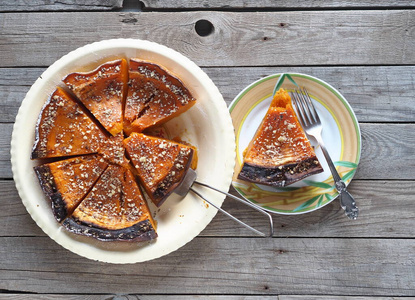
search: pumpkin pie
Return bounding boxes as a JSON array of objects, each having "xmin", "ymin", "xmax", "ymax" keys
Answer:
[
  {"xmin": 63, "ymin": 59, "xmax": 128, "ymax": 136},
  {"xmin": 63, "ymin": 165, "xmax": 157, "ymax": 242},
  {"xmin": 238, "ymin": 88, "xmax": 323, "ymax": 186},
  {"xmin": 33, "ymin": 154, "xmax": 108, "ymax": 222},
  {"xmin": 31, "ymin": 87, "xmax": 107, "ymax": 159},
  {"xmin": 32, "ymin": 58, "xmax": 198, "ymax": 243},
  {"xmin": 124, "ymin": 133, "xmax": 194, "ymax": 207},
  {"xmin": 123, "ymin": 59, "xmax": 196, "ymax": 135}
]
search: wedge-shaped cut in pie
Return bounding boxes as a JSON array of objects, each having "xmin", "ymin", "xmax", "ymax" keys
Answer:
[
  {"xmin": 63, "ymin": 165, "xmax": 157, "ymax": 242},
  {"xmin": 123, "ymin": 59, "xmax": 196, "ymax": 135},
  {"xmin": 124, "ymin": 133, "xmax": 194, "ymax": 207},
  {"xmin": 63, "ymin": 59, "xmax": 128, "ymax": 136},
  {"xmin": 31, "ymin": 87, "xmax": 107, "ymax": 159},
  {"xmin": 238, "ymin": 88, "xmax": 323, "ymax": 187},
  {"xmin": 33, "ymin": 154, "xmax": 108, "ymax": 222}
]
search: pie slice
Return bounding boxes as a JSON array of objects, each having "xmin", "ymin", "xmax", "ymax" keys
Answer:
[
  {"xmin": 238, "ymin": 88, "xmax": 323, "ymax": 187},
  {"xmin": 171, "ymin": 137, "xmax": 199, "ymax": 170},
  {"xmin": 31, "ymin": 87, "xmax": 107, "ymax": 159},
  {"xmin": 63, "ymin": 165, "xmax": 157, "ymax": 242},
  {"xmin": 123, "ymin": 59, "xmax": 196, "ymax": 135},
  {"xmin": 63, "ymin": 59, "xmax": 128, "ymax": 136},
  {"xmin": 123, "ymin": 133, "xmax": 194, "ymax": 207},
  {"xmin": 33, "ymin": 154, "xmax": 108, "ymax": 222}
]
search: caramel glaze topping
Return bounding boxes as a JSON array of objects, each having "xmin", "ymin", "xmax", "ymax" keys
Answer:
[
  {"xmin": 33, "ymin": 154, "xmax": 108, "ymax": 222},
  {"xmin": 63, "ymin": 59, "xmax": 128, "ymax": 136},
  {"xmin": 31, "ymin": 87, "xmax": 129, "ymax": 168},
  {"xmin": 123, "ymin": 59, "xmax": 196, "ymax": 135},
  {"xmin": 32, "ymin": 58, "xmax": 197, "ymax": 242},
  {"xmin": 69, "ymin": 165, "xmax": 152, "ymax": 229},
  {"xmin": 238, "ymin": 88, "xmax": 323, "ymax": 187},
  {"xmin": 99, "ymin": 132, "xmax": 129, "ymax": 168},
  {"xmin": 124, "ymin": 133, "xmax": 194, "ymax": 207},
  {"xmin": 244, "ymin": 107, "xmax": 312, "ymax": 167},
  {"xmin": 31, "ymin": 87, "xmax": 106, "ymax": 159},
  {"xmin": 63, "ymin": 165, "xmax": 157, "ymax": 242}
]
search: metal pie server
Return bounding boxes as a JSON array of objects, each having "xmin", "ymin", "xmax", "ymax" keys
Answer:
[{"xmin": 174, "ymin": 168, "xmax": 274, "ymax": 237}]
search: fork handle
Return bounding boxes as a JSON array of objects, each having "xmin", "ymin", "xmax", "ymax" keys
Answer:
[{"xmin": 315, "ymin": 136, "xmax": 359, "ymax": 220}]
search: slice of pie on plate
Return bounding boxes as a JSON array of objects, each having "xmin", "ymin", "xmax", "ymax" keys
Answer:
[
  {"xmin": 63, "ymin": 164, "xmax": 157, "ymax": 242},
  {"xmin": 238, "ymin": 88, "xmax": 323, "ymax": 187},
  {"xmin": 123, "ymin": 132, "xmax": 194, "ymax": 207},
  {"xmin": 31, "ymin": 87, "xmax": 108, "ymax": 159},
  {"xmin": 123, "ymin": 59, "xmax": 196, "ymax": 135},
  {"xmin": 63, "ymin": 59, "xmax": 128, "ymax": 136},
  {"xmin": 33, "ymin": 154, "xmax": 108, "ymax": 222}
]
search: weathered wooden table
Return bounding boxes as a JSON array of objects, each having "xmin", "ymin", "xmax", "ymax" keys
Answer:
[{"xmin": 1, "ymin": 1, "xmax": 414, "ymax": 299}]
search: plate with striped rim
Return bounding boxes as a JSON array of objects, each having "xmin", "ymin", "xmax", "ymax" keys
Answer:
[{"xmin": 229, "ymin": 73, "xmax": 361, "ymax": 214}]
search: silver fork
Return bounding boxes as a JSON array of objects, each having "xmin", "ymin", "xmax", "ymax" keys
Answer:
[{"xmin": 290, "ymin": 88, "xmax": 359, "ymax": 219}]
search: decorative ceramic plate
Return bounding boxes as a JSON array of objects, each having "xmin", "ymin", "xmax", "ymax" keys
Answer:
[
  {"xmin": 230, "ymin": 73, "xmax": 361, "ymax": 214},
  {"xmin": 11, "ymin": 39, "xmax": 235, "ymax": 263}
]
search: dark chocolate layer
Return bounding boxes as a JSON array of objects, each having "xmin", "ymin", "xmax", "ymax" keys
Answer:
[
  {"xmin": 62, "ymin": 218, "xmax": 157, "ymax": 242},
  {"xmin": 238, "ymin": 157, "xmax": 323, "ymax": 187}
]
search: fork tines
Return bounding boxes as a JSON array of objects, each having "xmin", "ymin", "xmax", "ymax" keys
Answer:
[{"xmin": 290, "ymin": 88, "xmax": 320, "ymax": 127}]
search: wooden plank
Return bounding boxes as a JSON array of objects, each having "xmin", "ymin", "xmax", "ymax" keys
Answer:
[
  {"xmin": 203, "ymin": 66, "xmax": 415, "ymax": 123},
  {"xmin": 0, "ymin": 10, "xmax": 414, "ymax": 67},
  {"xmin": 0, "ymin": 296, "xmax": 276, "ymax": 300},
  {"xmin": 279, "ymin": 297, "xmax": 415, "ymax": 300},
  {"xmin": 2, "ymin": 123, "xmax": 415, "ymax": 179},
  {"xmin": 0, "ymin": 296, "xmax": 113, "ymax": 300},
  {"xmin": 206, "ymin": 180, "xmax": 415, "ymax": 238},
  {"xmin": 0, "ymin": 296, "xmax": 412, "ymax": 300},
  {"xmin": 3, "ymin": 0, "xmax": 415, "ymax": 11},
  {"xmin": 0, "ymin": 237, "xmax": 414, "ymax": 295},
  {"xmin": 0, "ymin": 0, "xmax": 123, "ymax": 12},
  {"xmin": 0, "ymin": 84, "xmax": 31, "ymax": 123},
  {"xmin": 141, "ymin": 0, "xmax": 415, "ymax": 9},
  {"xmin": 0, "ymin": 296, "xmax": 281, "ymax": 300},
  {"xmin": 0, "ymin": 296, "xmax": 274, "ymax": 300},
  {"xmin": 2, "ymin": 179, "xmax": 414, "ymax": 238},
  {"xmin": 0, "ymin": 123, "xmax": 12, "ymax": 178},
  {"xmin": 357, "ymin": 123, "xmax": 415, "ymax": 180},
  {"xmin": 0, "ymin": 181, "xmax": 44, "ymax": 237},
  {"xmin": 2, "ymin": 66, "xmax": 415, "ymax": 123}
]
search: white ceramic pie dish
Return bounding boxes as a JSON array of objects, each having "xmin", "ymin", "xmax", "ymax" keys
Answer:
[{"xmin": 11, "ymin": 39, "xmax": 236, "ymax": 263}]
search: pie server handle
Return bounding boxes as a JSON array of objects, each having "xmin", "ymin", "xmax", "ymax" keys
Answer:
[
  {"xmin": 174, "ymin": 169, "xmax": 274, "ymax": 237},
  {"xmin": 190, "ymin": 182, "xmax": 274, "ymax": 237}
]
